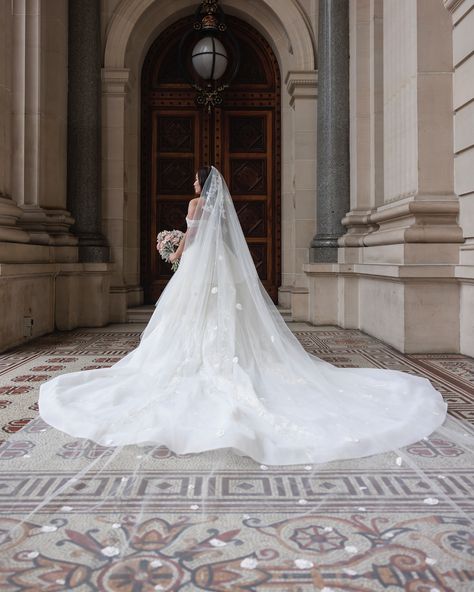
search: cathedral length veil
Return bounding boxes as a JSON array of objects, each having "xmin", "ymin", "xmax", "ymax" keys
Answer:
[
  {"xmin": 0, "ymin": 166, "xmax": 473, "ymax": 573},
  {"xmin": 36, "ymin": 165, "xmax": 449, "ymax": 464}
]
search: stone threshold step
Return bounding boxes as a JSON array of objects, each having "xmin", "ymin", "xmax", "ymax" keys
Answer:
[{"xmin": 127, "ymin": 305, "xmax": 293, "ymax": 323}]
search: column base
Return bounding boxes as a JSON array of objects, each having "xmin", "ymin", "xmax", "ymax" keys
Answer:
[
  {"xmin": 310, "ymin": 234, "xmax": 341, "ymax": 262},
  {"xmin": 76, "ymin": 232, "xmax": 110, "ymax": 263},
  {"xmin": 0, "ymin": 197, "xmax": 31, "ymax": 244},
  {"xmin": 303, "ymin": 262, "xmax": 460, "ymax": 353},
  {"xmin": 79, "ymin": 244, "xmax": 110, "ymax": 263},
  {"xmin": 18, "ymin": 205, "xmax": 53, "ymax": 245},
  {"xmin": 44, "ymin": 209, "xmax": 78, "ymax": 246}
]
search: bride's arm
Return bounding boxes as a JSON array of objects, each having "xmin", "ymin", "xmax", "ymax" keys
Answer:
[
  {"xmin": 169, "ymin": 230, "xmax": 187, "ymax": 262},
  {"xmin": 169, "ymin": 199, "xmax": 198, "ymax": 262}
]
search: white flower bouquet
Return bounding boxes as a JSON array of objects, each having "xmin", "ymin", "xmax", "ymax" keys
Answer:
[{"xmin": 156, "ymin": 229, "xmax": 184, "ymax": 272}]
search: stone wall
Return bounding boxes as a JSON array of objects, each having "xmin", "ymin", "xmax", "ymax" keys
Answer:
[
  {"xmin": 304, "ymin": 0, "xmax": 463, "ymax": 353},
  {"xmin": 444, "ymin": 0, "xmax": 474, "ymax": 356},
  {"xmin": 1, "ymin": 0, "xmax": 473, "ymax": 355},
  {"xmin": 0, "ymin": 0, "xmax": 111, "ymax": 353},
  {"xmin": 101, "ymin": 0, "xmax": 318, "ymax": 315}
]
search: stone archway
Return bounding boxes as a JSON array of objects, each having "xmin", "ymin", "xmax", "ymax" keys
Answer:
[
  {"xmin": 140, "ymin": 14, "xmax": 282, "ymax": 302},
  {"xmin": 101, "ymin": 0, "xmax": 317, "ymax": 319},
  {"xmin": 104, "ymin": 0, "xmax": 316, "ymax": 71}
]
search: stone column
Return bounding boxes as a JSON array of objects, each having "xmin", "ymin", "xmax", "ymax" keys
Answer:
[
  {"xmin": 0, "ymin": 0, "xmax": 29, "ymax": 244},
  {"xmin": 310, "ymin": 0, "xmax": 349, "ymax": 262},
  {"xmin": 67, "ymin": 0, "xmax": 109, "ymax": 262}
]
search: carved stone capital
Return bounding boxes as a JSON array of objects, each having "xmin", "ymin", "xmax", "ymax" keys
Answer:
[
  {"xmin": 285, "ymin": 70, "xmax": 318, "ymax": 105},
  {"xmin": 101, "ymin": 68, "xmax": 131, "ymax": 96}
]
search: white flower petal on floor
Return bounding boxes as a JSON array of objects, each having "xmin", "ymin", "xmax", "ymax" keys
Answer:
[
  {"xmin": 240, "ymin": 557, "xmax": 258, "ymax": 569},
  {"xmin": 344, "ymin": 545, "xmax": 358, "ymax": 554},
  {"xmin": 294, "ymin": 559, "xmax": 314, "ymax": 569},
  {"xmin": 100, "ymin": 546, "xmax": 120, "ymax": 557},
  {"xmin": 40, "ymin": 525, "xmax": 57, "ymax": 532}
]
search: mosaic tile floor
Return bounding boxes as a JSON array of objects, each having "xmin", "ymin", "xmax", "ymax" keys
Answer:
[{"xmin": 0, "ymin": 323, "xmax": 473, "ymax": 591}]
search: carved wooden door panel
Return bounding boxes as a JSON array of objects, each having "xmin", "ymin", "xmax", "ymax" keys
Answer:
[
  {"xmin": 141, "ymin": 16, "xmax": 280, "ymax": 303},
  {"xmin": 147, "ymin": 111, "xmax": 202, "ymax": 300},
  {"xmin": 221, "ymin": 111, "xmax": 275, "ymax": 298}
]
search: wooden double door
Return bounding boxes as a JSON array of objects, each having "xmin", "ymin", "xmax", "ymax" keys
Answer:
[{"xmin": 141, "ymin": 16, "xmax": 281, "ymax": 303}]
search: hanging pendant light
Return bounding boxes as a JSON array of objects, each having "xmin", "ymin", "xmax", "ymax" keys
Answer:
[{"xmin": 179, "ymin": 0, "xmax": 240, "ymax": 113}]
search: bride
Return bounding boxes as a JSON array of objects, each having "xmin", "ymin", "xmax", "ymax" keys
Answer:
[{"xmin": 38, "ymin": 165, "xmax": 447, "ymax": 466}]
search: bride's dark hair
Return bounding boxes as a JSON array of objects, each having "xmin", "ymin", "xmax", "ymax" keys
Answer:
[{"xmin": 197, "ymin": 165, "xmax": 212, "ymax": 189}]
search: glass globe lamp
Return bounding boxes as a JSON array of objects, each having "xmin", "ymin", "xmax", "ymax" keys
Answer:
[{"xmin": 191, "ymin": 36, "xmax": 228, "ymax": 80}]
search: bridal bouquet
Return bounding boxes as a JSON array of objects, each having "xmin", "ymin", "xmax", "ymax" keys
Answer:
[{"xmin": 156, "ymin": 229, "xmax": 184, "ymax": 272}]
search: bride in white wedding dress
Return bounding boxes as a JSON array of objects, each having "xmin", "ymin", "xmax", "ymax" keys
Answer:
[{"xmin": 38, "ymin": 165, "xmax": 447, "ymax": 466}]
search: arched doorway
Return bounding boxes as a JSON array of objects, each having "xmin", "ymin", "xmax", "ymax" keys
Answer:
[{"xmin": 140, "ymin": 15, "xmax": 281, "ymax": 302}]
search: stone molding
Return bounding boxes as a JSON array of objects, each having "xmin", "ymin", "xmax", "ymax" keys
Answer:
[
  {"xmin": 104, "ymin": 0, "xmax": 316, "ymax": 71},
  {"xmin": 0, "ymin": 197, "xmax": 30, "ymax": 244},
  {"xmin": 285, "ymin": 70, "xmax": 318, "ymax": 105},
  {"xmin": 16, "ymin": 205, "xmax": 78, "ymax": 245},
  {"xmin": 303, "ymin": 262, "xmax": 457, "ymax": 281},
  {"xmin": 0, "ymin": 261, "xmax": 111, "ymax": 279},
  {"xmin": 338, "ymin": 209, "xmax": 378, "ymax": 247},
  {"xmin": 340, "ymin": 199, "xmax": 464, "ymax": 247},
  {"xmin": 16, "ymin": 206, "xmax": 77, "ymax": 247},
  {"xmin": 43, "ymin": 209, "xmax": 78, "ymax": 246},
  {"xmin": 443, "ymin": 0, "xmax": 466, "ymax": 12},
  {"xmin": 17, "ymin": 206, "xmax": 52, "ymax": 245},
  {"xmin": 101, "ymin": 68, "xmax": 130, "ymax": 96}
]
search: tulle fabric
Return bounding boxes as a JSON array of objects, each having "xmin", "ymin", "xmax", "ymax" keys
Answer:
[
  {"xmin": 1, "ymin": 166, "xmax": 472, "ymax": 574},
  {"xmin": 36, "ymin": 166, "xmax": 448, "ymax": 466}
]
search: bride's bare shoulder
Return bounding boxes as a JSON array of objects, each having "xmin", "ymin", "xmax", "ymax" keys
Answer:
[{"xmin": 187, "ymin": 197, "xmax": 200, "ymax": 219}]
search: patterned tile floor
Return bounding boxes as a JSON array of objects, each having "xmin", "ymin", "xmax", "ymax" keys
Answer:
[
  {"xmin": 1, "ymin": 323, "xmax": 473, "ymax": 440},
  {"xmin": 0, "ymin": 323, "xmax": 473, "ymax": 591}
]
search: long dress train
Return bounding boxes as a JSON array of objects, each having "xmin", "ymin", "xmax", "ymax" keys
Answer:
[{"xmin": 37, "ymin": 166, "xmax": 447, "ymax": 466}]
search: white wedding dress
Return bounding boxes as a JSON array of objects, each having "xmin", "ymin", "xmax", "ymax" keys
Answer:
[{"xmin": 38, "ymin": 166, "xmax": 447, "ymax": 466}]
